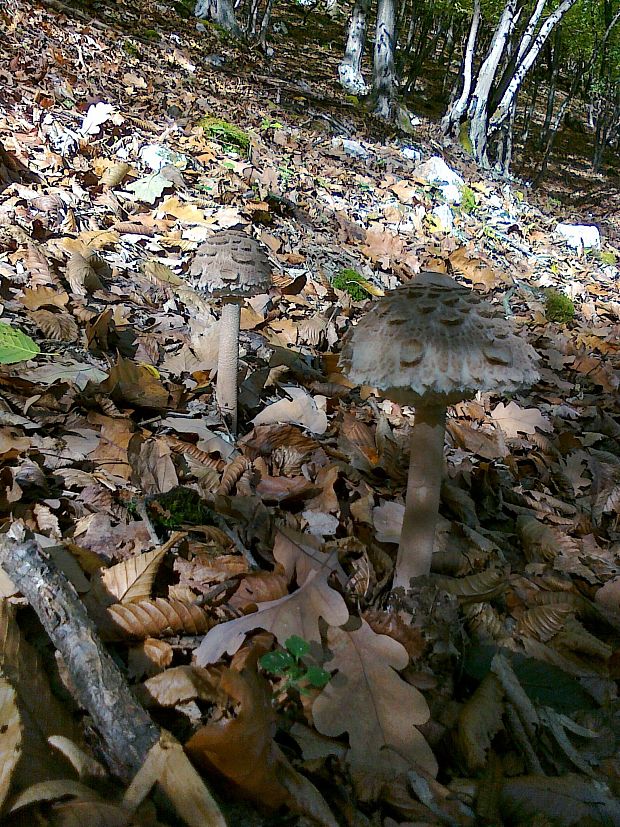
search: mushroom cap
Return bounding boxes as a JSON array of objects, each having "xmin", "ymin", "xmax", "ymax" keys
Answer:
[
  {"xmin": 188, "ymin": 230, "xmax": 272, "ymax": 299},
  {"xmin": 339, "ymin": 271, "xmax": 540, "ymax": 406}
]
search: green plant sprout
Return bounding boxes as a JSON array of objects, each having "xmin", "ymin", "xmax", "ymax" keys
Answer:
[
  {"xmin": 460, "ymin": 185, "xmax": 477, "ymax": 214},
  {"xmin": 260, "ymin": 117, "xmax": 283, "ymax": 131},
  {"xmin": 259, "ymin": 635, "xmax": 330, "ymax": 695},
  {"xmin": 544, "ymin": 289, "xmax": 575, "ymax": 323}
]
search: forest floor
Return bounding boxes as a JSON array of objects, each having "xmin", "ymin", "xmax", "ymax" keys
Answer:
[{"xmin": 0, "ymin": 0, "xmax": 619, "ymax": 825}]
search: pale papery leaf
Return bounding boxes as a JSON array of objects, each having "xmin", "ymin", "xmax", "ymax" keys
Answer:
[
  {"xmin": 195, "ymin": 562, "xmax": 348, "ymax": 665},
  {"xmin": 313, "ymin": 621, "xmax": 437, "ymax": 778},
  {"xmin": 490, "ymin": 401, "xmax": 552, "ymax": 439}
]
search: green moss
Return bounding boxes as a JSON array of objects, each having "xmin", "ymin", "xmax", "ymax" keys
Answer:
[
  {"xmin": 331, "ymin": 268, "xmax": 367, "ymax": 301},
  {"xmin": 146, "ymin": 486, "xmax": 216, "ymax": 529},
  {"xmin": 142, "ymin": 29, "xmax": 160, "ymax": 41},
  {"xmin": 460, "ymin": 185, "xmax": 477, "ymax": 214},
  {"xmin": 173, "ymin": 0, "xmax": 194, "ymax": 17},
  {"xmin": 199, "ymin": 116, "xmax": 251, "ymax": 152},
  {"xmin": 544, "ymin": 289, "xmax": 575, "ymax": 323},
  {"xmin": 458, "ymin": 121, "xmax": 473, "ymax": 156},
  {"xmin": 599, "ymin": 250, "xmax": 617, "ymax": 265},
  {"xmin": 122, "ymin": 40, "xmax": 140, "ymax": 56}
]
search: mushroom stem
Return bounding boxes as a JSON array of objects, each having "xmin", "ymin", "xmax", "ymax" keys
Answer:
[
  {"xmin": 216, "ymin": 299, "xmax": 241, "ymax": 434},
  {"xmin": 394, "ymin": 404, "xmax": 447, "ymax": 589}
]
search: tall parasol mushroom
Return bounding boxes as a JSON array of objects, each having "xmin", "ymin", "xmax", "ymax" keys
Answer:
[
  {"xmin": 188, "ymin": 230, "xmax": 272, "ymax": 435},
  {"xmin": 339, "ymin": 272, "xmax": 540, "ymax": 589}
]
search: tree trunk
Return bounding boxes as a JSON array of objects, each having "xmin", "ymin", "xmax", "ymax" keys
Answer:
[
  {"xmin": 441, "ymin": 0, "xmax": 480, "ymax": 135},
  {"xmin": 372, "ymin": 0, "xmax": 398, "ymax": 119},
  {"xmin": 467, "ymin": 0, "xmax": 518, "ymax": 165},
  {"xmin": 489, "ymin": 0, "xmax": 578, "ymax": 131},
  {"xmin": 195, "ymin": 0, "xmax": 241, "ymax": 35},
  {"xmin": 339, "ymin": 0, "xmax": 371, "ymax": 95}
]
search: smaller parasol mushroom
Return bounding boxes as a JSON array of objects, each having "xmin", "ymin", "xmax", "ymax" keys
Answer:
[
  {"xmin": 339, "ymin": 272, "xmax": 539, "ymax": 589},
  {"xmin": 189, "ymin": 230, "xmax": 272, "ymax": 434}
]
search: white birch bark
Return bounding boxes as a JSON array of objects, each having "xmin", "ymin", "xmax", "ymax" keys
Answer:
[
  {"xmin": 441, "ymin": 0, "xmax": 481, "ymax": 135},
  {"xmin": 372, "ymin": 0, "xmax": 398, "ymax": 119},
  {"xmin": 467, "ymin": 0, "xmax": 518, "ymax": 164},
  {"xmin": 339, "ymin": 0, "xmax": 371, "ymax": 95},
  {"xmin": 490, "ymin": 0, "xmax": 579, "ymax": 130}
]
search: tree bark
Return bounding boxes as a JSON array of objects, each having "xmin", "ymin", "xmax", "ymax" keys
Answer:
[
  {"xmin": 195, "ymin": 0, "xmax": 241, "ymax": 35},
  {"xmin": 372, "ymin": 0, "xmax": 398, "ymax": 119},
  {"xmin": 339, "ymin": 0, "xmax": 371, "ymax": 95},
  {"xmin": 441, "ymin": 0, "xmax": 480, "ymax": 135},
  {"xmin": 489, "ymin": 0, "xmax": 578, "ymax": 131},
  {"xmin": 467, "ymin": 0, "xmax": 519, "ymax": 165}
]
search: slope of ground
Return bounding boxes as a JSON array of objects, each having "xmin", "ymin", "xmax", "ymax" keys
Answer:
[{"xmin": 0, "ymin": 1, "xmax": 619, "ymax": 825}]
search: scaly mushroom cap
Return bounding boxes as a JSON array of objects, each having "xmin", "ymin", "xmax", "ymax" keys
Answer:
[
  {"xmin": 188, "ymin": 230, "xmax": 272, "ymax": 298},
  {"xmin": 339, "ymin": 272, "xmax": 540, "ymax": 406}
]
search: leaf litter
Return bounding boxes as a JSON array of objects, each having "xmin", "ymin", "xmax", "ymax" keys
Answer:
[{"xmin": 0, "ymin": 0, "xmax": 619, "ymax": 824}]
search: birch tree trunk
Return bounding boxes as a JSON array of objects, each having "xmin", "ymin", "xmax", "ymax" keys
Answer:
[
  {"xmin": 489, "ymin": 0, "xmax": 579, "ymax": 131},
  {"xmin": 372, "ymin": 0, "xmax": 398, "ymax": 119},
  {"xmin": 339, "ymin": 0, "xmax": 371, "ymax": 94},
  {"xmin": 441, "ymin": 0, "xmax": 480, "ymax": 135},
  {"xmin": 466, "ymin": 0, "xmax": 518, "ymax": 165},
  {"xmin": 195, "ymin": 0, "xmax": 241, "ymax": 35}
]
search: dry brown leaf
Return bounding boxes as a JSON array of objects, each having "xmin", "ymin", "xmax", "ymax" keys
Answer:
[
  {"xmin": 516, "ymin": 515, "xmax": 580, "ymax": 564},
  {"xmin": 65, "ymin": 251, "xmax": 104, "ymax": 295},
  {"xmin": 103, "ymin": 598, "xmax": 213, "ymax": 640},
  {"xmin": 89, "ymin": 415, "xmax": 135, "ymax": 481},
  {"xmin": 100, "ymin": 356, "xmax": 170, "ymax": 411},
  {"xmin": 19, "ymin": 286, "xmax": 69, "ymax": 310},
  {"xmin": 100, "ymin": 547, "xmax": 167, "ymax": 604},
  {"xmin": 141, "ymin": 665, "xmax": 220, "ymax": 707},
  {"xmin": 217, "ymin": 455, "xmax": 251, "ymax": 496},
  {"xmin": 186, "ymin": 664, "xmax": 337, "ymax": 825},
  {"xmin": 29, "ymin": 308, "xmax": 79, "ymax": 342},
  {"xmin": 500, "ymin": 774, "xmax": 620, "ymax": 824},
  {"xmin": 455, "ymin": 672, "xmax": 504, "ymax": 772},
  {"xmin": 313, "ymin": 620, "xmax": 437, "ymax": 780},
  {"xmin": 195, "ymin": 561, "xmax": 348, "ymax": 665},
  {"xmin": 124, "ymin": 729, "xmax": 226, "ymax": 827},
  {"xmin": 99, "ymin": 161, "xmax": 130, "ymax": 187},
  {"xmin": 128, "ymin": 638, "xmax": 174, "ymax": 680},
  {"xmin": 435, "ymin": 570, "xmax": 507, "ymax": 603},
  {"xmin": 26, "ymin": 243, "xmax": 60, "ymax": 288},
  {"xmin": 273, "ymin": 527, "xmax": 347, "ymax": 585},
  {"xmin": 229, "ymin": 570, "xmax": 290, "ymax": 610}
]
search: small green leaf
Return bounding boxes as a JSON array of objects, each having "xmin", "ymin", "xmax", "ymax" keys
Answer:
[
  {"xmin": 285, "ymin": 635, "xmax": 310, "ymax": 659},
  {"xmin": 305, "ymin": 666, "xmax": 331, "ymax": 688},
  {"xmin": 0, "ymin": 323, "xmax": 40, "ymax": 364},
  {"xmin": 259, "ymin": 650, "xmax": 294, "ymax": 674}
]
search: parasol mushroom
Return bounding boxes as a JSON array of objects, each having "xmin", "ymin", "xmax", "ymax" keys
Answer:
[
  {"xmin": 188, "ymin": 230, "xmax": 272, "ymax": 434},
  {"xmin": 339, "ymin": 272, "xmax": 539, "ymax": 589}
]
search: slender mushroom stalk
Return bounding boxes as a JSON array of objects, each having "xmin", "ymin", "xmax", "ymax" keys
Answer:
[
  {"xmin": 216, "ymin": 299, "xmax": 241, "ymax": 434},
  {"xmin": 188, "ymin": 230, "xmax": 272, "ymax": 436},
  {"xmin": 395, "ymin": 404, "xmax": 446, "ymax": 588},
  {"xmin": 339, "ymin": 272, "xmax": 540, "ymax": 590}
]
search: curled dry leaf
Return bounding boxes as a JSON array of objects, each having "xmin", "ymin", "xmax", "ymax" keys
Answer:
[
  {"xmin": 435, "ymin": 570, "xmax": 507, "ymax": 604},
  {"xmin": 100, "ymin": 547, "xmax": 167, "ymax": 604},
  {"xmin": 26, "ymin": 244, "xmax": 61, "ymax": 288},
  {"xmin": 103, "ymin": 598, "xmax": 213, "ymax": 640},
  {"xmin": 217, "ymin": 454, "xmax": 251, "ymax": 496},
  {"xmin": 19, "ymin": 286, "xmax": 69, "ymax": 311},
  {"xmin": 313, "ymin": 620, "xmax": 437, "ymax": 782},
  {"xmin": 141, "ymin": 665, "xmax": 220, "ymax": 707},
  {"xmin": 65, "ymin": 251, "xmax": 104, "ymax": 295}
]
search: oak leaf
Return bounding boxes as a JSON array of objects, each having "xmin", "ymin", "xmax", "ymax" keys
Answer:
[{"xmin": 312, "ymin": 621, "xmax": 437, "ymax": 780}]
